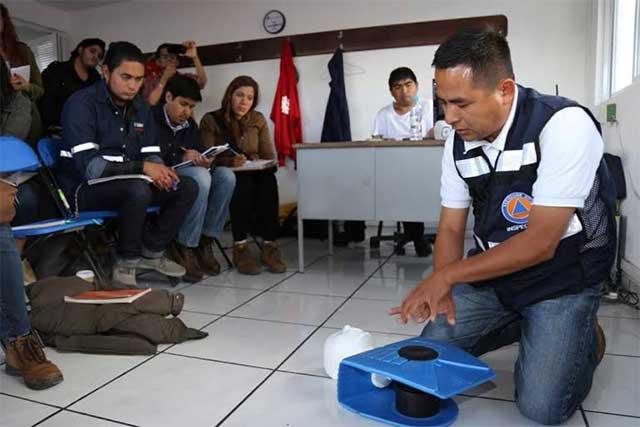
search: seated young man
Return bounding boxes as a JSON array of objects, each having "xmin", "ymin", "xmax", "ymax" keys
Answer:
[
  {"xmin": 371, "ymin": 66, "xmax": 435, "ymax": 257},
  {"xmin": 0, "ymin": 180, "xmax": 63, "ymax": 390},
  {"xmin": 153, "ymin": 75, "xmax": 235, "ymax": 282},
  {"xmin": 40, "ymin": 38, "xmax": 105, "ymax": 134},
  {"xmin": 59, "ymin": 41, "xmax": 198, "ymax": 286}
]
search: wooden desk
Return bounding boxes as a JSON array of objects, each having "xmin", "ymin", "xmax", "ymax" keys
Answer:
[{"xmin": 295, "ymin": 140, "xmax": 444, "ymax": 272}]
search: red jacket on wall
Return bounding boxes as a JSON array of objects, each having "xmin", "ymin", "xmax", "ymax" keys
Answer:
[{"xmin": 270, "ymin": 39, "xmax": 302, "ymax": 166}]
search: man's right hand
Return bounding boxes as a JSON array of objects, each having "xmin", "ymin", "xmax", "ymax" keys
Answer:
[
  {"xmin": 143, "ymin": 162, "xmax": 179, "ymax": 191},
  {"xmin": 161, "ymin": 63, "xmax": 177, "ymax": 83},
  {"xmin": 0, "ymin": 181, "xmax": 18, "ymax": 223}
]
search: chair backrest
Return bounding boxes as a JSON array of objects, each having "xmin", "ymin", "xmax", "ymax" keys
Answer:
[
  {"xmin": 0, "ymin": 136, "xmax": 40, "ymax": 173},
  {"xmin": 37, "ymin": 137, "xmax": 63, "ymax": 168}
]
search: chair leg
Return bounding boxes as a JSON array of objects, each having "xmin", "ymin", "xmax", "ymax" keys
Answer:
[
  {"xmin": 73, "ymin": 232, "xmax": 108, "ymax": 288},
  {"xmin": 214, "ymin": 237, "xmax": 233, "ymax": 269}
]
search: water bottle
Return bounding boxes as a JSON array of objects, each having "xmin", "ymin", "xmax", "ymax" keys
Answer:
[{"xmin": 409, "ymin": 96, "xmax": 423, "ymax": 140}]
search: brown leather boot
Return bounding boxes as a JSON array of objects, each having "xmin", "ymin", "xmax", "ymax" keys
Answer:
[
  {"xmin": 167, "ymin": 242, "xmax": 204, "ymax": 283},
  {"xmin": 4, "ymin": 334, "xmax": 63, "ymax": 390},
  {"xmin": 196, "ymin": 235, "xmax": 221, "ymax": 276},
  {"xmin": 261, "ymin": 241, "xmax": 287, "ymax": 273},
  {"xmin": 233, "ymin": 242, "xmax": 261, "ymax": 275}
]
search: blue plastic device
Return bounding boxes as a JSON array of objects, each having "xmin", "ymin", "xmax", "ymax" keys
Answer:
[{"xmin": 337, "ymin": 337, "xmax": 496, "ymax": 427}]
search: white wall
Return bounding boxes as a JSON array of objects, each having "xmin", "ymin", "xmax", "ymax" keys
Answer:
[
  {"xmin": 3, "ymin": 0, "xmax": 71, "ymax": 33},
  {"xmin": 68, "ymin": 0, "xmax": 593, "ymax": 203},
  {"xmin": 597, "ymin": 81, "xmax": 640, "ymax": 276}
]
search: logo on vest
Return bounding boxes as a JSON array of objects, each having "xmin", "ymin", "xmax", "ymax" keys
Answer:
[{"xmin": 501, "ymin": 192, "xmax": 532, "ymax": 226}]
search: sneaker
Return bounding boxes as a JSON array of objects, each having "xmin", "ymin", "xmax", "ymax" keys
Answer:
[
  {"xmin": 4, "ymin": 333, "xmax": 63, "ymax": 390},
  {"xmin": 233, "ymin": 242, "xmax": 261, "ymax": 275},
  {"xmin": 167, "ymin": 242, "xmax": 203, "ymax": 283},
  {"xmin": 596, "ymin": 320, "xmax": 606, "ymax": 365},
  {"xmin": 196, "ymin": 236, "xmax": 221, "ymax": 276},
  {"xmin": 414, "ymin": 240, "xmax": 432, "ymax": 258},
  {"xmin": 261, "ymin": 241, "xmax": 287, "ymax": 273},
  {"xmin": 112, "ymin": 258, "xmax": 139, "ymax": 286},
  {"xmin": 138, "ymin": 255, "xmax": 186, "ymax": 278}
]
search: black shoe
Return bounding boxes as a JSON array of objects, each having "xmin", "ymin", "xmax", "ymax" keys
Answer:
[
  {"xmin": 334, "ymin": 231, "xmax": 350, "ymax": 247},
  {"xmin": 414, "ymin": 240, "xmax": 432, "ymax": 257}
]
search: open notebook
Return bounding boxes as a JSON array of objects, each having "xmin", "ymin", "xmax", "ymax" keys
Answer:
[{"xmin": 174, "ymin": 144, "xmax": 230, "ymax": 169}]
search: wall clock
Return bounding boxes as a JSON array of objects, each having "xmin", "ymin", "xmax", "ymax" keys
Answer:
[{"xmin": 263, "ymin": 10, "xmax": 286, "ymax": 34}]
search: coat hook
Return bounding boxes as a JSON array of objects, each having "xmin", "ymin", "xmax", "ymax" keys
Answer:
[{"xmin": 337, "ymin": 30, "xmax": 344, "ymax": 50}]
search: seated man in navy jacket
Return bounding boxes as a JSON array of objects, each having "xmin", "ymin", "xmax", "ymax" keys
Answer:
[
  {"xmin": 153, "ymin": 75, "xmax": 235, "ymax": 282},
  {"xmin": 60, "ymin": 41, "xmax": 198, "ymax": 286}
]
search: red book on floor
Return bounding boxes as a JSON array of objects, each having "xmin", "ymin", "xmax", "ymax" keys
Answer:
[{"xmin": 64, "ymin": 288, "xmax": 152, "ymax": 304}]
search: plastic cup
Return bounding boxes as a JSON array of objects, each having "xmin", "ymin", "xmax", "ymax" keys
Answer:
[{"xmin": 76, "ymin": 270, "xmax": 95, "ymax": 283}]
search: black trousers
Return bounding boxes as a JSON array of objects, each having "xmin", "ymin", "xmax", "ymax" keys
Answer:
[
  {"xmin": 77, "ymin": 178, "xmax": 198, "ymax": 259},
  {"xmin": 230, "ymin": 169, "xmax": 279, "ymax": 242},
  {"xmin": 403, "ymin": 221, "xmax": 425, "ymax": 242},
  {"xmin": 344, "ymin": 221, "xmax": 424, "ymax": 242}
]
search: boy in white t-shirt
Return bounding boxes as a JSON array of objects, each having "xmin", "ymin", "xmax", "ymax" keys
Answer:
[{"xmin": 370, "ymin": 67, "xmax": 435, "ymax": 256}]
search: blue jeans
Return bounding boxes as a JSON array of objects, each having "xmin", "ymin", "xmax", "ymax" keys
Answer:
[
  {"xmin": 176, "ymin": 166, "xmax": 236, "ymax": 247},
  {"xmin": 421, "ymin": 283, "xmax": 601, "ymax": 425},
  {"xmin": 0, "ymin": 224, "xmax": 31, "ymax": 342}
]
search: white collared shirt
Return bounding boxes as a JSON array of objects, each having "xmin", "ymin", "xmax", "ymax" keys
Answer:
[
  {"xmin": 440, "ymin": 87, "xmax": 603, "ymax": 210},
  {"xmin": 163, "ymin": 105, "xmax": 190, "ymax": 135}
]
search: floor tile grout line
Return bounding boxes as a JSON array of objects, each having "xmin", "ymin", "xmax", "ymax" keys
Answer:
[
  {"xmin": 0, "ymin": 391, "xmax": 64, "ymax": 410},
  {"xmin": 457, "ymin": 393, "xmax": 515, "ymax": 403},
  {"xmin": 162, "ymin": 351, "xmax": 273, "ymax": 372},
  {"xmin": 31, "ymin": 409, "xmax": 64, "ymax": 427},
  {"xmin": 580, "ymin": 405, "xmax": 590, "ymax": 427},
  {"xmin": 276, "ymin": 369, "xmax": 331, "ymax": 380},
  {"xmin": 583, "ymin": 409, "xmax": 640, "ymax": 419},
  {"xmin": 602, "ymin": 352, "xmax": 640, "ymax": 360},
  {"xmin": 56, "ymin": 409, "xmax": 140, "ymax": 427},
  {"xmin": 597, "ymin": 313, "xmax": 640, "ymax": 320},
  {"xmin": 214, "ymin": 251, "xmax": 396, "ymax": 427}
]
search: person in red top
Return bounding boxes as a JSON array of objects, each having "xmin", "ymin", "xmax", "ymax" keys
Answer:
[
  {"xmin": 270, "ymin": 40, "xmax": 302, "ymax": 165},
  {"xmin": 142, "ymin": 40, "xmax": 207, "ymax": 106}
]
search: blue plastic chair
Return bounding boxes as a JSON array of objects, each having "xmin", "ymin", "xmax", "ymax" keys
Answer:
[
  {"xmin": 37, "ymin": 138, "xmax": 161, "ymax": 219},
  {"xmin": 0, "ymin": 136, "xmax": 40, "ymax": 173},
  {"xmin": 3, "ymin": 137, "xmax": 106, "ymax": 282}
]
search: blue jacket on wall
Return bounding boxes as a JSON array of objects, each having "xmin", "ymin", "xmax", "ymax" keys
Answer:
[{"xmin": 321, "ymin": 48, "xmax": 351, "ymax": 142}]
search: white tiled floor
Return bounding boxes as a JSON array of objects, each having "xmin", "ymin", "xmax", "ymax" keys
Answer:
[{"xmin": 2, "ymin": 235, "xmax": 639, "ymax": 427}]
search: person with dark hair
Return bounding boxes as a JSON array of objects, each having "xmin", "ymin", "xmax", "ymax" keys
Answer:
[
  {"xmin": 59, "ymin": 41, "xmax": 198, "ymax": 286},
  {"xmin": 371, "ymin": 66, "xmax": 436, "ymax": 256},
  {"xmin": 142, "ymin": 40, "xmax": 207, "ymax": 106},
  {"xmin": 200, "ymin": 75, "xmax": 286, "ymax": 275},
  {"xmin": 391, "ymin": 29, "xmax": 616, "ymax": 425},
  {"xmin": 39, "ymin": 38, "xmax": 105, "ymax": 133},
  {"xmin": 0, "ymin": 180, "xmax": 64, "ymax": 390},
  {"xmin": 0, "ymin": 4, "xmax": 44, "ymax": 144},
  {"xmin": 153, "ymin": 75, "xmax": 235, "ymax": 281}
]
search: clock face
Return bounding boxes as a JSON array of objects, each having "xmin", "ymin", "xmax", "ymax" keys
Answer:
[{"xmin": 263, "ymin": 10, "xmax": 285, "ymax": 34}]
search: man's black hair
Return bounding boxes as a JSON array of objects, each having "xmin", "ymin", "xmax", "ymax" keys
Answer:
[
  {"xmin": 162, "ymin": 74, "xmax": 202, "ymax": 103},
  {"xmin": 103, "ymin": 41, "xmax": 144, "ymax": 71},
  {"xmin": 156, "ymin": 43, "xmax": 172, "ymax": 56},
  {"xmin": 70, "ymin": 38, "xmax": 105, "ymax": 59},
  {"xmin": 388, "ymin": 67, "xmax": 417, "ymax": 90},
  {"xmin": 432, "ymin": 29, "xmax": 514, "ymax": 88}
]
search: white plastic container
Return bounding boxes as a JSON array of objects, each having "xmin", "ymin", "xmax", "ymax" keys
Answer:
[{"xmin": 323, "ymin": 325, "xmax": 374, "ymax": 379}]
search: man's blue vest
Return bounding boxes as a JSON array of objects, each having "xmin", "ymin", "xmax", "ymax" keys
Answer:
[{"xmin": 452, "ymin": 85, "xmax": 616, "ymax": 309}]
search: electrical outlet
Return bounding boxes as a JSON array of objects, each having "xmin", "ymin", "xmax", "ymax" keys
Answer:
[{"xmin": 606, "ymin": 103, "xmax": 617, "ymax": 123}]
